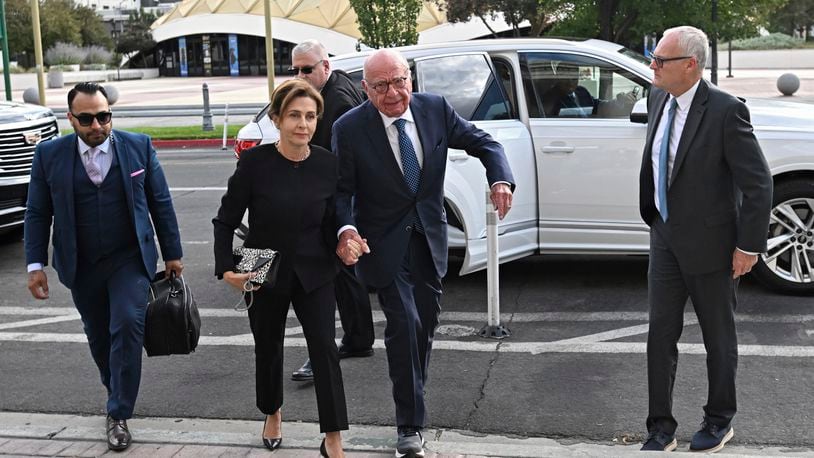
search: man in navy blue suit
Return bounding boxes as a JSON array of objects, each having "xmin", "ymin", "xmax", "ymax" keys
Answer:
[
  {"xmin": 332, "ymin": 49, "xmax": 514, "ymax": 458},
  {"xmin": 24, "ymin": 82, "xmax": 183, "ymax": 451}
]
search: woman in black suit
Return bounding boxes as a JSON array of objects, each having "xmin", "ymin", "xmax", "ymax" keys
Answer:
[{"xmin": 213, "ymin": 79, "xmax": 348, "ymax": 457}]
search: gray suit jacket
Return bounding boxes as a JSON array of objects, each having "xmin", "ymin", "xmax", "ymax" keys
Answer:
[{"xmin": 639, "ymin": 80, "xmax": 772, "ymax": 275}]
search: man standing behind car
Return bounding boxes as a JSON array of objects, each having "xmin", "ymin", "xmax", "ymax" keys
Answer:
[
  {"xmin": 638, "ymin": 26, "xmax": 772, "ymax": 453},
  {"xmin": 288, "ymin": 39, "xmax": 374, "ymax": 382},
  {"xmin": 24, "ymin": 82, "xmax": 183, "ymax": 452}
]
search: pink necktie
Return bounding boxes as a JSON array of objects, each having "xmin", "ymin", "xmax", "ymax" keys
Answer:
[{"xmin": 84, "ymin": 147, "xmax": 103, "ymax": 186}]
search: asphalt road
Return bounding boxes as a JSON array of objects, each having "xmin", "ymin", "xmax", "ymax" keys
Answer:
[{"xmin": 0, "ymin": 148, "xmax": 812, "ymax": 450}]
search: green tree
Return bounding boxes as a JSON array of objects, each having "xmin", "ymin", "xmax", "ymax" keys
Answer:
[
  {"xmin": 74, "ymin": 4, "xmax": 113, "ymax": 49},
  {"xmin": 349, "ymin": 0, "xmax": 422, "ymax": 48},
  {"xmin": 549, "ymin": 0, "xmax": 784, "ymax": 50},
  {"xmin": 768, "ymin": 0, "xmax": 814, "ymax": 40},
  {"xmin": 115, "ymin": 9, "xmax": 157, "ymax": 67},
  {"xmin": 438, "ymin": 0, "xmax": 568, "ymax": 37},
  {"xmin": 5, "ymin": 0, "xmax": 33, "ymax": 58},
  {"xmin": 40, "ymin": 0, "xmax": 81, "ymax": 50}
]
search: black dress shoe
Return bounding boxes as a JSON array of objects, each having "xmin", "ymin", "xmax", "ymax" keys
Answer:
[
  {"xmin": 106, "ymin": 415, "xmax": 131, "ymax": 451},
  {"xmin": 262, "ymin": 415, "xmax": 282, "ymax": 451},
  {"xmin": 337, "ymin": 344, "xmax": 374, "ymax": 359},
  {"xmin": 291, "ymin": 358, "xmax": 313, "ymax": 381},
  {"xmin": 320, "ymin": 438, "xmax": 329, "ymax": 457}
]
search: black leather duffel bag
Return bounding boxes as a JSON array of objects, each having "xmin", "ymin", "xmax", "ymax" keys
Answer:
[{"xmin": 144, "ymin": 271, "xmax": 201, "ymax": 356}]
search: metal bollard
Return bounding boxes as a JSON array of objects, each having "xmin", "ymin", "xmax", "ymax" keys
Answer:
[
  {"xmin": 479, "ymin": 187, "xmax": 511, "ymax": 339},
  {"xmin": 221, "ymin": 103, "xmax": 229, "ymax": 150},
  {"xmin": 202, "ymin": 82, "xmax": 213, "ymax": 131}
]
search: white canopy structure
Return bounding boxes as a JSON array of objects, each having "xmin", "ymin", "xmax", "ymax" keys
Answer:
[{"xmin": 151, "ymin": 0, "xmax": 515, "ymax": 54}]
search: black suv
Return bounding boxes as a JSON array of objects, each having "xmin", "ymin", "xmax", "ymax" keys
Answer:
[{"xmin": 0, "ymin": 101, "xmax": 59, "ymax": 234}]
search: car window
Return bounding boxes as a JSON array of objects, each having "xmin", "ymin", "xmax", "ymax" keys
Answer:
[
  {"xmin": 415, "ymin": 53, "xmax": 510, "ymax": 121},
  {"xmin": 347, "ymin": 69, "xmax": 364, "ymax": 88},
  {"xmin": 520, "ymin": 52, "xmax": 648, "ymax": 119}
]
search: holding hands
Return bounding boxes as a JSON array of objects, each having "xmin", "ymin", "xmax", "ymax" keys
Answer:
[{"xmin": 336, "ymin": 230, "xmax": 371, "ymax": 266}]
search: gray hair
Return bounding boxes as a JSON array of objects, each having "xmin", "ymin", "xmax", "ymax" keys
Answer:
[
  {"xmin": 363, "ymin": 49, "xmax": 410, "ymax": 80},
  {"xmin": 663, "ymin": 26, "xmax": 708, "ymax": 73},
  {"xmin": 292, "ymin": 39, "xmax": 328, "ymax": 59}
]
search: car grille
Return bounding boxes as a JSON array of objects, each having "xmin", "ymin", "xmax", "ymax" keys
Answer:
[
  {"xmin": 0, "ymin": 119, "xmax": 59, "ymax": 179},
  {"xmin": 0, "ymin": 197, "xmax": 25, "ymax": 211}
]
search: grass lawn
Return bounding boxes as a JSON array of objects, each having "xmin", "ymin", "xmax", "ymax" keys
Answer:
[{"xmin": 128, "ymin": 124, "xmax": 242, "ymax": 140}]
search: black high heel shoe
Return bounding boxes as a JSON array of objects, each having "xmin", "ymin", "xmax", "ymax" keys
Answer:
[
  {"xmin": 320, "ymin": 438, "xmax": 329, "ymax": 457},
  {"xmin": 262, "ymin": 414, "xmax": 282, "ymax": 451}
]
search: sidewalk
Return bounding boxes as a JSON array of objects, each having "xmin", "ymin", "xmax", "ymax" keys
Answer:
[{"xmin": 1, "ymin": 412, "xmax": 812, "ymax": 457}]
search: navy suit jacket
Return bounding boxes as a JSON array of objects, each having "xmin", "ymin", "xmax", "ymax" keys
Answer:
[
  {"xmin": 24, "ymin": 130, "xmax": 182, "ymax": 289},
  {"xmin": 332, "ymin": 93, "xmax": 514, "ymax": 288}
]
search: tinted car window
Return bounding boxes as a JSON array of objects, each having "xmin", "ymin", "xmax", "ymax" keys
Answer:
[
  {"xmin": 415, "ymin": 54, "xmax": 509, "ymax": 121},
  {"xmin": 521, "ymin": 52, "xmax": 648, "ymax": 119}
]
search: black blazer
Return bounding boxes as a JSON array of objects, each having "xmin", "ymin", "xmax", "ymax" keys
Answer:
[
  {"xmin": 639, "ymin": 80, "xmax": 772, "ymax": 274},
  {"xmin": 213, "ymin": 143, "xmax": 339, "ymax": 293},
  {"xmin": 312, "ymin": 70, "xmax": 365, "ymax": 151}
]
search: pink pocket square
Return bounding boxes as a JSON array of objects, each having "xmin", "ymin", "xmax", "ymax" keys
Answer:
[{"xmin": 130, "ymin": 169, "xmax": 145, "ymax": 177}]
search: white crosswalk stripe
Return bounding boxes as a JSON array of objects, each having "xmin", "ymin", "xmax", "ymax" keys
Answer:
[{"xmin": 0, "ymin": 304, "xmax": 811, "ymax": 357}]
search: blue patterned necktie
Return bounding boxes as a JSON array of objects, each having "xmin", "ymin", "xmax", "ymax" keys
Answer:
[
  {"xmin": 394, "ymin": 118, "xmax": 423, "ymax": 232},
  {"xmin": 658, "ymin": 98, "xmax": 678, "ymax": 222}
]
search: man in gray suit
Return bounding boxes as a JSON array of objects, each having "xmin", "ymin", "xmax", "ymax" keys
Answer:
[{"xmin": 638, "ymin": 26, "xmax": 772, "ymax": 453}]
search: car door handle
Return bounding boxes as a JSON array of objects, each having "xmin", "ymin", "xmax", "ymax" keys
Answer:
[
  {"xmin": 540, "ymin": 145, "xmax": 575, "ymax": 154},
  {"xmin": 449, "ymin": 151, "xmax": 469, "ymax": 162}
]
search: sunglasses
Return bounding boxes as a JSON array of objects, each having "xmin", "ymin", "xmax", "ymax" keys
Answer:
[
  {"xmin": 288, "ymin": 59, "xmax": 324, "ymax": 75},
  {"xmin": 71, "ymin": 111, "xmax": 113, "ymax": 127},
  {"xmin": 650, "ymin": 54, "xmax": 692, "ymax": 69}
]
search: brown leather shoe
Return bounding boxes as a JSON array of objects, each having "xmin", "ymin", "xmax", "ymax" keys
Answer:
[{"xmin": 106, "ymin": 415, "xmax": 132, "ymax": 451}]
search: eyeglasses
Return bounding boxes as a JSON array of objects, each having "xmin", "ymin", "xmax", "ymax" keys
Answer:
[
  {"xmin": 71, "ymin": 111, "xmax": 112, "ymax": 127},
  {"xmin": 366, "ymin": 76, "xmax": 410, "ymax": 94},
  {"xmin": 650, "ymin": 54, "xmax": 693, "ymax": 69},
  {"xmin": 288, "ymin": 59, "xmax": 324, "ymax": 75}
]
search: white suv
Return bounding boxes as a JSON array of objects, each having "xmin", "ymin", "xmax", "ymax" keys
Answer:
[{"xmin": 235, "ymin": 38, "xmax": 814, "ymax": 294}]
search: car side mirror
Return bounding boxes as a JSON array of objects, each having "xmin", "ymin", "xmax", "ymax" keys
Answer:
[{"xmin": 630, "ymin": 98, "xmax": 648, "ymax": 124}]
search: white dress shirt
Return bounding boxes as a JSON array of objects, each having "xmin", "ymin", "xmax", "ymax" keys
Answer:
[
  {"xmin": 650, "ymin": 79, "xmax": 699, "ymax": 214},
  {"xmin": 78, "ymin": 136, "xmax": 113, "ymax": 181},
  {"xmin": 379, "ymin": 108, "xmax": 424, "ymax": 171}
]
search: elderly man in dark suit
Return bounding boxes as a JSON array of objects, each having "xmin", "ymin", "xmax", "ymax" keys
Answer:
[
  {"xmin": 25, "ymin": 82, "xmax": 183, "ymax": 451},
  {"xmin": 288, "ymin": 39, "xmax": 374, "ymax": 383},
  {"xmin": 332, "ymin": 49, "xmax": 514, "ymax": 458},
  {"xmin": 638, "ymin": 26, "xmax": 772, "ymax": 453}
]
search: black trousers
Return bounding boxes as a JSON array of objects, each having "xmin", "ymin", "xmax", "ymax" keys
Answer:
[
  {"xmin": 376, "ymin": 231, "xmax": 442, "ymax": 428},
  {"xmin": 335, "ymin": 265, "xmax": 375, "ymax": 350},
  {"xmin": 646, "ymin": 219, "xmax": 739, "ymax": 435},
  {"xmin": 247, "ymin": 275, "xmax": 348, "ymax": 433}
]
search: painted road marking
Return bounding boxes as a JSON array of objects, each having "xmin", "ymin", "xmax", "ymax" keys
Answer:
[
  {"xmin": 0, "ymin": 314, "xmax": 81, "ymax": 330},
  {"xmin": 0, "ymin": 333, "xmax": 811, "ymax": 357},
  {"xmin": 2, "ymin": 307, "xmax": 812, "ymax": 324},
  {"xmin": 0, "ymin": 307, "xmax": 809, "ymax": 357}
]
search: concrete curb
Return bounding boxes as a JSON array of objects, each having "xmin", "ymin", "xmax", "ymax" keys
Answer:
[
  {"xmin": 0, "ymin": 412, "xmax": 812, "ymax": 457},
  {"xmin": 152, "ymin": 139, "xmax": 234, "ymax": 149}
]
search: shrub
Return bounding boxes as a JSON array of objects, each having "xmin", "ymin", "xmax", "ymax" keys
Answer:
[
  {"xmin": 44, "ymin": 42, "xmax": 86, "ymax": 66},
  {"xmin": 731, "ymin": 33, "xmax": 805, "ymax": 50},
  {"xmin": 80, "ymin": 63, "xmax": 107, "ymax": 71},
  {"xmin": 84, "ymin": 45, "xmax": 113, "ymax": 65}
]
